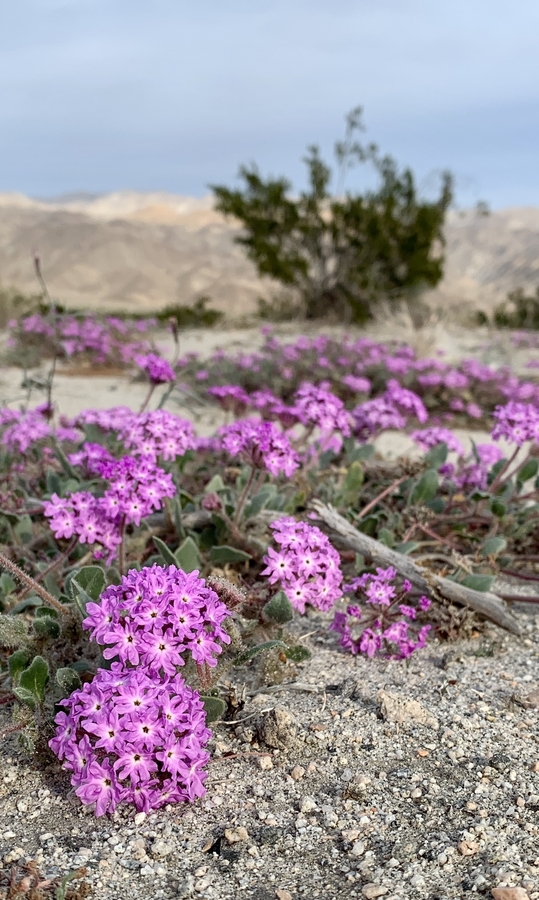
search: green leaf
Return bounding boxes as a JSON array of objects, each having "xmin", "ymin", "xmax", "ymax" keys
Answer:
[
  {"xmin": 66, "ymin": 565, "xmax": 105, "ymax": 618},
  {"xmin": 348, "ymin": 443, "xmax": 374, "ymax": 462},
  {"xmin": 489, "ymin": 458, "xmax": 507, "ymax": 480},
  {"xmin": 12, "ymin": 686, "xmax": 37, "ymax": 711},
  {"xmin": 426, "ymin": 497, "xmax": 446, "ymax": 514},
  {"xmin": 66, "ymin": 566, "xmax": 105, "ymax": 602},
  {"xmin": 480, "ymin": 536, "xmax": 507, "ymax": 558},
  {"xmin": 263, "ymin": 590, "xmax": 294, "ymax": 624},
  {"xmin": 490, "ymin": 498, "xmax": 506, "ymax": 518},
  {"xmin": 233, "ymin": 640, "xmax": 286, "ymax": 666},
  {"xmin": 53, "ymin": 439, "xmax": 78, "ymax": 478},
  {"xmin": 175, "ymin": 536, "xmax": 201, "ymax": 573},
  {"xmin": 517, "ymin": 458, "xmax": 539, "ymax": 484},
  {"xmin": 171, "ymin": 495, "xmax": 185, "ymax": 539},
  {"xmin": 82, "ymin": 423, "xmax": 105, "ymax": 445},
  {"xmin": 62, "ymin": 478, "xmax": 82, "ymax": 494},
  {"xmin": 201, "ymin": 695, "xmax": 227, "ymax": 723},
  {"xmin": 358, "ymin": 515, "xmax": 379, "ymax": 536},
  {"xmin": 33, "ymin": 616, "xmax": 61, "ymax": 639},
  {"xmin": 470, "ymin": 489, "xmax": 492, "ymax": 501},
  {"xmin": 377, "ymin": 527, "xmax": 394, "ymax": 548},
  {"xmin": 409, "ymin": 469, "xmax": 439, "ymax": 505},
  {"xmin": 395, "ymin": 541, "xmax": 420, "ymax": 555},
  {"xmin": 14, "ymin": 514, "xmax": 33, "ymax": 544},
  {"xmin": 152, "ymin": 536, "xmax": 178, "ymax": 566},
  {"xmin": 69, "ymin": 580, "xmax": 93, "ymax": 618},
  {"xmin": 339, "ymin": 460, "xmax": 364, "ymax": 503},
  {"xmin": 0, "ymin": 572, "xmax": 16, "ymax": 596},
  {"xmin": 8, "ymin": 649, "xmax": 29, "ymax": 684},
  {"xmin": 9, "ymin": 595, "xmax": 43, "ymax": 614},
  {"xmin": 35, "ymin": 606, "xmax": 59, "ymax": 619},
  {"xmin": 210, "ymin": 545, "xmax": 252, "ymax": 565},
  {"xmin": 55, "ymin": 667, "xmax": 82, "ymax": 696},
  {"xmin": 19, "ymin": 655, "xmax": 49, "ymax": 704},
  {"xmin": 244, "ymin": 487, "xmax": 276, "ymax": 518},
  {"xmin": 46, "ymin": 470, "xmax": 62, "ymax": 496},
  {"xmin": 205, "ymin": 474, "xmax": 226, "ymax": 493},
  {"xmin": 55, "ymin": 868, "xmax": 86, "ymax": 900},
  {"xmin": 283, "ymin": 644, "xmax": 312, "ymax": 663},
  {"xmin": 460, "ymin": 574, "xmax": 495, "ymax": 593},
  {"xmin": 425, "ymin": 442, "xmax": 448, "ymax": 468}
]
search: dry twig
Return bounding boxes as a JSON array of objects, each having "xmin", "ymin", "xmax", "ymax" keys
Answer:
[{"xmin": 311, "ymin": 500, "xmax": 521, "ymax": 635}]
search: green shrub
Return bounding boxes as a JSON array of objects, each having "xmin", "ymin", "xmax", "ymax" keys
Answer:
[
  {"xmin": 156, "ymin": 296, "xmax": 223, "ymax": 328},
  {"xmin": 212, "ymin": 107, "xmax": 453, "ymax": 323}
]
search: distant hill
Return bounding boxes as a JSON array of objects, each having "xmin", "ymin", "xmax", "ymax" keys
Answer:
[{"xmin": 1, "ymin": 191, "xmax": 539, "ymax": 316}]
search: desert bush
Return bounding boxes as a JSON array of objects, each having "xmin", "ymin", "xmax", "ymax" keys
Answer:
[
  {"xmin": 212, "ymin": 107, "xmax": 453, "ymax": 322},
  {"xmin": 156, "ymin": 296, "xmax": 223, "ymax": 328},
  {"xmin": 490, "ymin": 286, "xmax": 539, "ymax": 330}
]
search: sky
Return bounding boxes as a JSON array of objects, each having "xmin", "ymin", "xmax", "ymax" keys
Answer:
[{"xmin": 1, "ymin": 0, "xmax": 539, "ymax": 208}]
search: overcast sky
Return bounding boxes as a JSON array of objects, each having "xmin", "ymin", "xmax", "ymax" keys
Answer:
[{"xmin": 1, "ymin": 0, "xmax": 538, "ymax": 207}]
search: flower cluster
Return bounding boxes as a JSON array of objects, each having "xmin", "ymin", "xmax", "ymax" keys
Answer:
[
  {"xmin": 73, "ymin": 407, "xmax": 197, "ymax": 461},
  {"xmin": 294, "ymin": 382, "xmax": 352, "ymax": 437},
  {"xmin": 492, "ymin": 401, "xmax": 539, "ymax": 446},
  {"xmin": 44, "ymin": 452, "xmax": 175, "ymax": 561},
  {"xmin": 50, "ymin": 564, "xmax": 230, "ymax": 815},
  {"xmin": 50, "ymin": 666, "xmax": 211, "ymax": 815},
  {"xmin": 330, "ymin": 567, "xmax": 431, "ymax": 659},
  {"xmin": 135, "ymin": 352, "xmax": 176, "ymax": 385},
  {"xmin": 441, "ymin": 442, "xmax": 504, "ymax": 492},
  {"xmin": 0, "ymin": 408, "xmax": 52, "ymax": 453},
  {"xmin": 219, "ymin": 419, "xmax": 299, "ymax": 477},
  {"xmin": 10, "ymin": 312, "xmax": 153, "ymax": 365},
  {"xmin": 207, "ymin": 385, "xmax": 250, "ymax": 416},
  {"xmin": 261, "ymin": 517, "xmax": 343, "ymax": 612},
  {"xmin": 352, "ymin": 381, "xmax": 429, "ymax": 441},
  {"xmin": 178, "ymin": 328, "xmax": 539, "ymax": 431},
  {"xmin": 411, "ymin": 427, "xmax": 465, "ymax": 456},
  {"xmin": 82, "ymin": 564, "xmax": 231, "ymax": 672}
]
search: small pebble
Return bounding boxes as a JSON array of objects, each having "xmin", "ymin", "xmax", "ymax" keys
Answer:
[
  {"xmin": 362, "ymin": 885, "xmax": 389, "ymax": 899},
  {"xmin": 224, "ymin": 826, "xmax": 249, "ymax": 844}
]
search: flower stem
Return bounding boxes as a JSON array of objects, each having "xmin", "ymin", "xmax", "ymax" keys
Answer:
[
  {"xmin": 0, "ymin": 551, "xmax": 68, "ymax": 616},
  {"xmin": 118, "ymin": 517, "xmax": 126, "ymax": 576},
  {"xmin": 139, "ymin": 382, "xmax": 155, "ymax": 413},
  {"xmin": 233, "ymin": 467, "xmax": 257, "ymax": 526},
  {"xmin": 357, "ymin": 476, "xmax": 406, "ymax": 520},
  {"xmin": 489, "ymin": 445, "xmax": 520, "ymax": 493}
]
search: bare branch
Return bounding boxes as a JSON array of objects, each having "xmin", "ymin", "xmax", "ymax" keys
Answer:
[{"xmin": 311, "ymin": 500, "xmax": 521, "ymax": 636}]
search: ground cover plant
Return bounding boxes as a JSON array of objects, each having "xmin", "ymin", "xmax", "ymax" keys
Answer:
[{"xmin": 2, "ymin": 314, "xmax": 539, "ymax": 822}]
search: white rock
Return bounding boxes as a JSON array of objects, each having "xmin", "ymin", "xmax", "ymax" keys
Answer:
[
  {"xmin": 150, "ymin": 839, "xmax": 173, "ymax": 859},
  {"xmin": 350, "ymin": 841, "xmax": 366, "ymax": 857},
  {"xmin": 300, "ymin": 796, "xmax": 317, "ymax": 813}
]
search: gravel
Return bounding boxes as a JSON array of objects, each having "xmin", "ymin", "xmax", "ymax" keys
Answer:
[{"xmin": 2, "ymin": 608, "xmax": 539, "ymax": 899}]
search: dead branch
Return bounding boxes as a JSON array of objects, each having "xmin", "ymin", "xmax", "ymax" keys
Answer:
[{"xmin": 311, "ymin": 500, "xmax": 521, "ymax": 636}]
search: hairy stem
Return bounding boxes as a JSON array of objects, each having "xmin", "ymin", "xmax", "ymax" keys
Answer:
[{"xmin": 0, "ymin": 551, "xmax": 68, "ymax": 616}]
